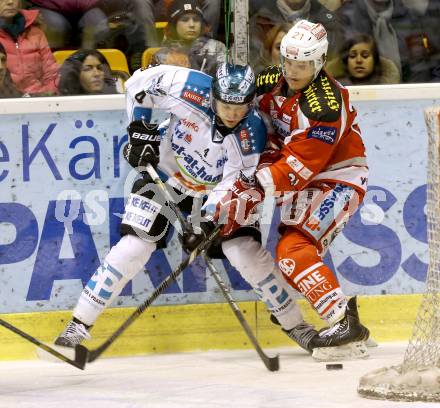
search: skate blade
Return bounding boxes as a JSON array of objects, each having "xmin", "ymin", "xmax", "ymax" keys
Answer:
[
  {"xmin": 365, "ymin": 337, "xmax": 378, "ymax": 348},
  {"xmin": 312, "ymin": 341, "xmax": 369, "ymax": 362},
  {"xmin": 36, "ymin": 344, "xmax": 75, "ymax": 363}
]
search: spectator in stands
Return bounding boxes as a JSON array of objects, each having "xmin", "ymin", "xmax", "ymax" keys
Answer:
[
  {"xmin": 326, "ymin": 33, "xmax": 401, "ymax": 85},
  {"xmin": 0, "ymin": 2, "xmax": 58, "ymax": 95},
  {"xmin": 161, "ymin": 0, "xmax": 226, "ymax": 75},
  {"xmin": 59, "ymin": 49, "xmax": 117, "ymax": 95},
  {"xmin": 392, "ymin": 0, "xmax": 440, "ymax": 82},
  {"xmin": 249, "ymin": 0, "xmax": 343, "ymax": 66},
  {"xmin": 336, "ymin": 0, "xmax": 440, "ymax": 82},
  {"xmin": 0, "ymin": 42, "xmax": 20, "ymax": 97},
  {"xmin": 156, "ymin": 0, "xmax": 222, "ymax": 38},
  {"xmin": 26, "ymin": 0, "xmax": 109, "ymax": 50},
  {"xmin": 253, "ymin": 22, "xmax": 292, "ymax": 74},
  {"xmin": 94, "ymin": 0, "xmax": 157, "ymax": 72},
  {"xmin": 337, "ymin": 0, "xmax": 403, "ymax": 77}
]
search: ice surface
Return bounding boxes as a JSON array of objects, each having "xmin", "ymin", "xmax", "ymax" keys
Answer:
[{"xmin": 0, "ymin": 343, "xmax": 436, "ymax": 408}]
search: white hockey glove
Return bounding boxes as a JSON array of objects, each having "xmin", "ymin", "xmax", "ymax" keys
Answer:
[{"xmin": 123, "ymin": 120, "xmax": 161, "ymax": 169}]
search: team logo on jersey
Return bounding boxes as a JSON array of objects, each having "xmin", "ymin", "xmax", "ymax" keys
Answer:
[
  {"xmin": 239, "ymin": 130, "xmax": 251, "ymax": 153},
  {"xmin": 307, "ymin": 126, "xmax": 337, "ymax": 145},
  {"xmin": 278, "ymin": 258, "xmax": 296, "ymax": 276},
  {"xmin": 184, "ymin": 133, "xmax": 192, "ymax": 144},
  {"xmin": 146, "ymin": 74, "xmax": 166, "ymax": 96}
]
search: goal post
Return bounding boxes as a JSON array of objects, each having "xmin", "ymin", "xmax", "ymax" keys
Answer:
[{"xmin": 358, "ymin": 106, "xmax": 440, "ymax": 402}]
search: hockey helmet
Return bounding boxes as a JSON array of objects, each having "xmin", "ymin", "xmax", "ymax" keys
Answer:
[
  {"xmin": 211, "ymin": 63, "xmax": 256, "ymax": 107},
  {"xmin": 280, "ymin": 19, "xmax": 328, "ymax": 78}
]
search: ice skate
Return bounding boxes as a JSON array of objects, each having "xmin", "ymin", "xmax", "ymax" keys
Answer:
[
  {"xmin": 312, "ymin": 297, "xmax": 370, "ymax": 361},
  {"xmin": 283, "ymin": 322, "xmax": 320, "ymax": 352},
  {"xmin": 54, "ymin": 320, "xmax": 91, "ymax": 348}
]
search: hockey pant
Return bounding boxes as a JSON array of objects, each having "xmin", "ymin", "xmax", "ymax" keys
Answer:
[
  {"xmin": 74, "ymin": 178, "xmax": 304, "ymax": 330},
  {"xmin": 276, "ymin": 182, "xmax": 364, "ymax": 325}
]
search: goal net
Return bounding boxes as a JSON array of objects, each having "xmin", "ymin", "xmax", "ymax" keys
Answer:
[{"xmin": 358, "ymin": 106, "xmax": 440, "ymax": 402}]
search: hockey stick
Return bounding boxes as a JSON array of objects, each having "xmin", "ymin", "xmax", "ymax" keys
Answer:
[
  {"xmin": 0, "ymin": 318, "xmax": 88, "ymax": 370},
  {"xmin": 145, "ymin": 164, "xmax": 280, "ymax": 371},
  {"xmin": 78, "ymin": 224, "xmax": 221, "ymax": 364},
  {"xmin": 202, "ymin": 254, "xmax": 280, "ymax": 371}
]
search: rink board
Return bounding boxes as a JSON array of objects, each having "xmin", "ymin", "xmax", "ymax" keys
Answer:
[
  {"xmin": 0, "ymin": 294, "xmax": 421, "ymax": 361},
  {"xmin": 2, "ymin": 87, "xmax": 440, "ymax": 314},
  {"xmin": 1, "ymin": 85, "xmax": 439, "ymax": 360}
]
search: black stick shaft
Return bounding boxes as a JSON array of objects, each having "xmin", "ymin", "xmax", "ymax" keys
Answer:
[
  {"xmin": 203, "ymin": 255, "xmax": 279, "ymax": 371},
  {"xmin": 0, "ymin": 318, "xmax": 87, "ymax": 370}
]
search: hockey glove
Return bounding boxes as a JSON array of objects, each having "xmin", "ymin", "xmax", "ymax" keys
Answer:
[
  {"xmin": 123, "ymin": 120, "xmax": 161, "ymax": 169},
  {"xmin": 180, "ymin": 219, "xmax": 216, "ymax": 253},
  {"xmin": 207, "ymin": 173, "xmax": 264, "ymax": 237}
]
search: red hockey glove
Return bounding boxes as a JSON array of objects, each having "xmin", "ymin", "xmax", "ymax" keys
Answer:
[{"xmin": 208, "ymin": 174, "xmax": 264, "ymax": 237}]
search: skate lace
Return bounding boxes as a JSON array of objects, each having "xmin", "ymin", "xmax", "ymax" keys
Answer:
[
  {"xmin": 63, "ymin": 322, "xmax": 90, "ymax": 344},
  {"xmin": 288, "ymin": 323, "xmax": 317, "ymax": 350}
]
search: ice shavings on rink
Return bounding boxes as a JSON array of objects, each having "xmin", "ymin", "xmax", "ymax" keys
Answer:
[{"xmin": 0, "ymin": 343, "xmax": 437, "ymax": 408}]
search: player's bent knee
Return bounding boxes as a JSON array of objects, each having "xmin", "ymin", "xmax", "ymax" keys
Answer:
[
  {"xmin": 222, "ymin": 236, "xmax": 275, "ymax": 285},
  {"xmin": 276, "ymin": 230, "xmax": 322, "ymax": 281},
  {"xmin": 120, "ymin": 178, "xmax": 170, "ymax": 243}
]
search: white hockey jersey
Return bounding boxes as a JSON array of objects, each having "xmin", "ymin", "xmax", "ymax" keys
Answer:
[{"xmin": 125, "ymin": 65, "xmax": 267, "ymax": 211}]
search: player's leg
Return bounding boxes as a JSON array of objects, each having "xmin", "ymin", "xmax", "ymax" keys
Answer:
[
  {"xmin": 55, "ymin": 177, "xmax": 170, "ymax": 347},
  {"xmin": 221, "ymin": 235, "xmax": 321, "ymax": 352},
  {"xmin": 276, "ymin": 183, "xmax": 369, "ymax": 347}
]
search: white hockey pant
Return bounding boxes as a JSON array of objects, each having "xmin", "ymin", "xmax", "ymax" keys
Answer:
[
  {"xmin": 74, "ymin": 234, "xmax": 156, "ymax": 326},
  {"xmin": 222, "ymin": 236, "xmax": 303, "ymax": 330}
]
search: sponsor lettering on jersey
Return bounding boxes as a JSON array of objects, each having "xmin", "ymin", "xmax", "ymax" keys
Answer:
[
  {"xmin": 180, "ymin": 118, "xmax": 200, "ymax": 132},
  {"xmin": 286, "ymin": 155, "xmax": 312, "ymax": 180},
  {"xmin": 303, "ymin": 184, "xmax": 354, "ymax": 240},
  {"xmin": 281, "ymin": 113, "xmax": 291, "ymax": 124},
  {"xmin": 171, "ymin": 142, "xmax": 222, "ymax": 185},
  {"xmin": 180, "ymin": 73, "xmax": 211, "ymax": 111},
  {"xmin": 175, "ymin": 126, "xmax": 192, "ymax": 144},
  {"xmin": 307, "ymin": 126, "xmax": 337, "ymax": 145},
  {"xmin": 300, "ymin": 73, "xmax": 341, "ymax": 121},
  {"xmin": 319, "ymin": 75, "xmax": 340, "ymax": 112},
  {"xmin": 303, "ymin": 83, "xmax": 322, "ymax": 113},
  {"xmin": 272, "ymin": 117, "xmax": 291, "ymax": 139},
  {"xmin": 256, "ymin": 70, "xmax": 282, "ymax": 88}
]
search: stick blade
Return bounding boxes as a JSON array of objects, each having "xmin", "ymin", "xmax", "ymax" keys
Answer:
[
  {"xmin": 74, "ymin": 345, "xmax": 89, "ymax": 370},
  {"xmin": 265, "ymin": 354, "xmax": 280, "ymax": 372}
]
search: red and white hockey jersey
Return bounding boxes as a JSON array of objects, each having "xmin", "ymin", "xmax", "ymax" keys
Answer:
[{"xmin": 255, "ymin": 66, "xmax": 368, "ymax": 196}]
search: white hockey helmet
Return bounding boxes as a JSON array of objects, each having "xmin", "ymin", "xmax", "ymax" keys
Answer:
[{"xmin": 280, "ymin": 19, "xmax": 328, "ymax": 78}]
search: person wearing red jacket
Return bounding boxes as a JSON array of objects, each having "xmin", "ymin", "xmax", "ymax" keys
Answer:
[
  {"xmin": 256, "ymin": 19, "xmax": 370, "ymax": 355},
  {"xmin": 0, "ymin": 4, "xmax": 58, "ymax": 95}
]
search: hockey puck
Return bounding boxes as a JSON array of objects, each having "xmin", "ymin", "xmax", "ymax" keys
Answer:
[{"xmin": 326, "ymin": 363, "xmax": 343, "ymax": 370}]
